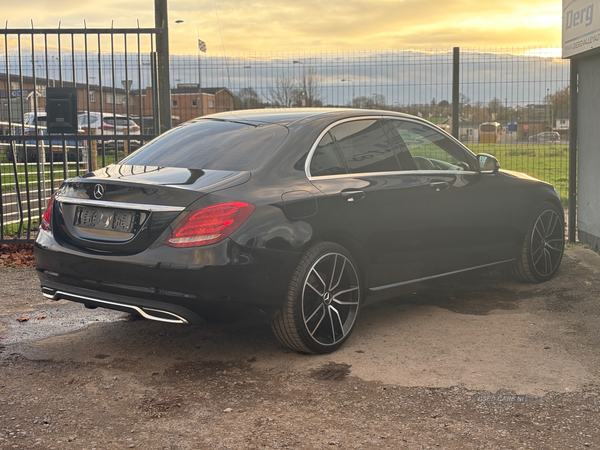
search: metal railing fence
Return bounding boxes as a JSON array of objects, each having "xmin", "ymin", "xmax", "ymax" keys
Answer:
[
  {"xmin": 1, "ymin": 43, "xmax": 572, "ymax": 242},
  {"xmin": 0, "ymin": 26, "xmax": 165, "ymax": 242}
]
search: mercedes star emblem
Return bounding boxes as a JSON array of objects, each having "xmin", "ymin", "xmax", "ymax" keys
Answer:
[{"xmin": 93, "ymin": 184, "xmax": 105, "ymax": 200}]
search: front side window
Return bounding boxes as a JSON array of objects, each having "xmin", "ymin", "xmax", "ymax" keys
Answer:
[
  {"xmin": 329, "ymin": 120, "xmax": 401, "ymax": 174},
  {"xmin": 388, "ymin": 120, "xmax": 472, "ymax": 171}
]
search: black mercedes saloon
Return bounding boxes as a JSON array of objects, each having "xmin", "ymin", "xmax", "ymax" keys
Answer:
[{"xmin": 35, "ymin": 109, "xmax": 565, "ymax": 354}]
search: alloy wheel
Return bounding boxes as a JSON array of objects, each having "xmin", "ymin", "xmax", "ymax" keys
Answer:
[
  {"xmin": 301, "ymin": 252, "xmax": 360, "ymax": 346},
  {"xmin": 530, "ymin": 209, "xmax": 564, "ymax": 277}
]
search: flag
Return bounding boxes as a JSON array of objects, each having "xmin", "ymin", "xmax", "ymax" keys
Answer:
[{"xmin": 198, "ymin": 39, "xmax": 207, "ymax": 53}]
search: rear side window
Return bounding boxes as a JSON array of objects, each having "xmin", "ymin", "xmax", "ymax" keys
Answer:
[
  {"xmin": 122, "ymin": 120, "xmax": 287, "ymax": 171},
  {"xmin": 329, "ymin": 120, "xmax": 401, "ymax": 174},
  {"xmin": 309, "ymin": 132, "xmax": 347, "ymax": 177}
]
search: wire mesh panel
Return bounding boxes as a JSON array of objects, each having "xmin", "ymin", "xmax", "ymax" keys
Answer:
[
  {"xmin": 1, "ymin": 42, "xmax": 571, "ymax": 242},
  {"xmin": 458, "ymin": 48, "xmax": 570, "ymax": 204},
  {"xmin": 171, "ymin": 47, "xmax": 569, "ymax": 204},
  {"xmin": 0, "ymin": 27, "xmax": 162, "ymax": 242}
]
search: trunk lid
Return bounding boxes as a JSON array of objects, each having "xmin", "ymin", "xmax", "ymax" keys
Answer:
[{"xmin": 52, "ymin": 165, "xmax": 251, "ymax": 254}]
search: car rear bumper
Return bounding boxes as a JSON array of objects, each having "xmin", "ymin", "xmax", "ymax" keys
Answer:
[
  {"xmin": 40, "ymin": 281, "xmax": 203, "ymax": 324},
  {"xmin": 35, "ymin": 230, "xmax": 300, "ymax": 321}
]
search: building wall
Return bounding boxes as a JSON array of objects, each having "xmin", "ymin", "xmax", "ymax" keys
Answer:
[{"xmin": 577, "ymin": 54, "xmax": 600, "ymax": 252}]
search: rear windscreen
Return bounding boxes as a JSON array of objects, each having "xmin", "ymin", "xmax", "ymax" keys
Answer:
[{"xmin": 122, "ymin": 120, "xmax": 288, "ymax": 171}]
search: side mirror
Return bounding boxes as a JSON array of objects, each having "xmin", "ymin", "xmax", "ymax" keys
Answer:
[{"xmin": 477, "ymin": 153, "xmax": 500, "ymax": 174}]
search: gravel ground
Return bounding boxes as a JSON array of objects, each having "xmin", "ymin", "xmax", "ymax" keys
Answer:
[{"xmin": 1, "ymin": 246, "xmax": 600, "ymax": 449}]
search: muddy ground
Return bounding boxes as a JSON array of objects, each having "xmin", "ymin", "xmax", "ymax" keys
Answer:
[{"xmin": 1, "ymin": 247, "xmax": 600, "ymax": 449}]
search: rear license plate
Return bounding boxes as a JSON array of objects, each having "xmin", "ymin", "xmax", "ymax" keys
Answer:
[{"xmin": 75, "ymin": 207, "xmax": 135, "ymax": 232}]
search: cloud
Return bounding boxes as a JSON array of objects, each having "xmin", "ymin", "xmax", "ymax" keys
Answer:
[{"xmin": 4, "ymin": 0, "xmax": 562, "ymax": 53}]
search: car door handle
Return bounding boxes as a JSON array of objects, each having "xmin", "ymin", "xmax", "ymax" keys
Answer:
[
  {"xmin": 429, "ymin": 181, "xmax": 449, "ymax": 192},
  {"xmin": 341, "ymin": 190, "xmax": 365, "ymax": 202}
]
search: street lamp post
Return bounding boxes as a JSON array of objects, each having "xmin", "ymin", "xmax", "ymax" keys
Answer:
[
  {"xmin": 175, "ymin": 19, "xmax": 203, "ymax": 117},
  {"xmin": 243, "ymin": 65, "xmax": 251, "ymax": 108},
  {"xmin": 293, "ymin": 60, "xmax": 307, "ymax": 107},
  {"xmin": 341, "ymin": 78, "xmax": 355, "ymax": 105}
]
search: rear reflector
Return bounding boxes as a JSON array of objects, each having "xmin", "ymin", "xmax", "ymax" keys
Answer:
[
  {"xmin": 166, "ymin": 202, "xmax": 255, "ymax": 248},
  {"xmin": 41, "ymin": 194, "xmax": 55, "ymax": 231}
]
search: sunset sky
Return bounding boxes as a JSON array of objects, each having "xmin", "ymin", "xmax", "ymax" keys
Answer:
[{"xmin": 4, "ymin": 0, "xmax": 562, "ymax": 54}]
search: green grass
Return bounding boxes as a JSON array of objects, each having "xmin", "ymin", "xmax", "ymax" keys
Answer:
[
  {"xmin": 1, "ymin": 143, "xmax": 571, "ymax": 204},
  {"xmin": 465, "ymin": 143, "xmax": 569, "ymax": 205},
  {"xmin": 1, "ymin": 162, "xmax": 85, "ymax": 192}
]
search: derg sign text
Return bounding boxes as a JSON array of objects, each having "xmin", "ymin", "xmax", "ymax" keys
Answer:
[{"xmin": 565, "ymin": 3, "xmax": 594, "ymax": 29}]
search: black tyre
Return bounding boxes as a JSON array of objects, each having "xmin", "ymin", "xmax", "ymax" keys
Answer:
[
  {"xmin": 272, "ymin": 242, "xmax": 362, "ymax": 354},
  {"xmin": 511, "ymin": 201, "xmax": 564, "ymax": 283}
]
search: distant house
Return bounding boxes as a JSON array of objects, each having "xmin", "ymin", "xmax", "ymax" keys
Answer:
[
  {"xmin": 170, "ymin": 85, "xmax": 234, "ymax": 124},
  {"xmin": 1, "ymin": 73, "xmax": 234, "ymax": 130}
]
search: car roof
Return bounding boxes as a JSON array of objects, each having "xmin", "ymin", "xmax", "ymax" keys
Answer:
[{"xmin": 202, "ymin": 108, "xmax": 412, "ymax": 127}]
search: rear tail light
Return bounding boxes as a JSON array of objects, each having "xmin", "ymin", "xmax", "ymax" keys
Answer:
[
  {"xmin": 101, "ymin": 125, "xmax": 115, "ymax": 130},
  {"xmin": 166, "ymin": 202, "xmax": 255, "ymax": 248},
  {"xmin": 41, "ymin": 194, "xmax": 55, "ymax": 231},
  {"xmin": 131, "ymin": 125, "xmax": 140, "ymax": 131}
]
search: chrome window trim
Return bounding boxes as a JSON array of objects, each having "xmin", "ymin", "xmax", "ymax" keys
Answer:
[
  {"xmin": 56, "ymin": 196, "xmax": 186, "ymax": 212},
  {"xmin": 304, "ymin": 115, "xmax": 384, "ymax": 180},
  {"xmin": 308, "ymin": 170, "xmax": 479, "ymax": 181},
  {"xmin": 305, "ymin": 115, "xmax": 478, "ymax": 181}
]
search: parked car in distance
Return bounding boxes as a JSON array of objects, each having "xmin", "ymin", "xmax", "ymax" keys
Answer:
[
  {"xmin": 528, "ymin": 131, "xmax": 560, "ymax": 144},
  {"xmin": 7, "ymin": 112, "xmax": 86, "ymax": 162},
  {"xmin": 78, "ymin": 113, "xmax": 141, "ymax": 151},
  {"xmin": 36, "ymin": 109, "xmax": 565, "ymax": 354}
]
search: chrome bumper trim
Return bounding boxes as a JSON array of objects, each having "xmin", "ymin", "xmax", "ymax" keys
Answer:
[
  {"xmin": 56, "ymin": 196, "xmax": 186, "ymax": 212},
  {"xmin": 44, "ymin": 290, "xmax": 188, "ymax": 324}
]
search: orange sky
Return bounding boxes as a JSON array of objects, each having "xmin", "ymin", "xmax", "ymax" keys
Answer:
[{"xmin": 4, "ymin": 0, "xmax": 562, "ymax": 54}]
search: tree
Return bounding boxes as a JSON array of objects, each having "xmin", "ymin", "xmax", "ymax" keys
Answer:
[
  {"xmin": 296, "ymin": 67, "xmax": 323, "ymax": 107},
  {"xmin": 265, "ymin": 69, "xmax": 324, "ymax": 108},
  {"xmin": 371, "ymin": 94, "xmax": 386, "ymax": 108},
  {"xmin": 488, "ymin": 97, "xmax": 503, "ymax": 120},
  {"xmin": 550, "ymin": 86, "xmax": 569, "ymax": 118},
  {"xmin": 266, "ymin": 75, "xmax": 297, "ymax": 107},
  {"xmin": 234, "ymin": 87, "xmax": 260, "ymax": 110},
  {"xmin": 349, "ymin": 94, "xmax": 386, "ymax": 109}
]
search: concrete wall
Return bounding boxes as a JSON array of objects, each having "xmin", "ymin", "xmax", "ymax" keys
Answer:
[{"xmin": 577, "ymin": 55, "xmax": 600, "ymax": 252}]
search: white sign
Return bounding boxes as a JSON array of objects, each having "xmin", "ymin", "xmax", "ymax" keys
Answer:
[{"xmin": 563, "ymin": 0, "xmax": 600, "ymax": 58}]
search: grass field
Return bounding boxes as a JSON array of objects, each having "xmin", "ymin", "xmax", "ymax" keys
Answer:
[
  {"xmin": 1, "ymin": 143, "xmax": 570, "ymax": 202},
  {"xmin": 465, "ymin": 143, "xmax": 569, "ymax": 205}
]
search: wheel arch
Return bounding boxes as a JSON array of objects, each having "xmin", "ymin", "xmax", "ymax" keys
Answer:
[{"xmin": 301, "ymin": 230, "xmax": 369, "ymax": 292}]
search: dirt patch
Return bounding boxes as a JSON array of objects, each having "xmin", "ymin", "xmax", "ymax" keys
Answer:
[{"xmin": 1, "ymin": 247, "xmax": 600, "ymax": 448}]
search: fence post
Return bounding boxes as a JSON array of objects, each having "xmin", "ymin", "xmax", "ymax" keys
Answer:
[
  {"xmin": 155, "ymin": 0, "xmax": 172, "ymax": 134},
  {"xmin": 452, "ymin": 47, "xmax": 460, "ymax": 139},
  {"xmin": 569, "ymin": 59, "xmax": 578, "ymax": 243},
  {"xmin": 39, "ymin": 140, "xmax": 46, "ymax": 210},
  {"xmin": 90, "ymin": 129, "xmax": 98, "ymax": 172},
  {"xmin": 123, "ymin": 129, "xmax": 129, "ymax": 157}
]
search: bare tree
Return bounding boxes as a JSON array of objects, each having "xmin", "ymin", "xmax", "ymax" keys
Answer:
[
  {"xmin": 266, "ymin": 75, "xmax": 297, "ymax": 107},
  {"xmin": 349, "ymin": 94, "xmax": 386, "ymax": 109},
  {"xmin": 234, "ymin": 87, "xmax": 261, "ymax": 110},
  {"xmin": 297, "ymin": 67, "xmax": 323, "ymax": 107}
]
